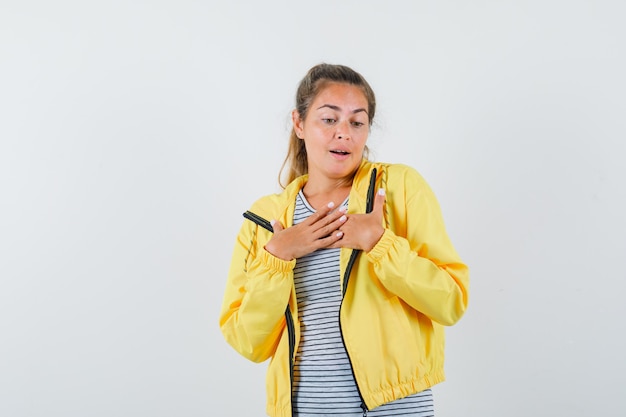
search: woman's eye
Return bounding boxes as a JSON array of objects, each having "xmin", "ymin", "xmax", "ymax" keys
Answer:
[
  {"xmin": 351, "ymin": 121, "xmax": 365, "ymax": 127},
  {"xmin": 322, "ymin": 118, "xmax": 336, "ymax": 124}
]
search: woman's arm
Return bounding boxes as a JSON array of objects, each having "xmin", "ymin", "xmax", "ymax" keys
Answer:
[
  {"xmin": 219, "ymin": 220, "xmax": 295, "ymax": 362},
  {"xmin": 366, "ymin": 166, "xmax": 469, "ymax": 326}
]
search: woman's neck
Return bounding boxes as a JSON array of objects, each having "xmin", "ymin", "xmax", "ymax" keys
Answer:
[{"xmin": 302, "ymin": 176, "xmax": 353, "ymax": 211}]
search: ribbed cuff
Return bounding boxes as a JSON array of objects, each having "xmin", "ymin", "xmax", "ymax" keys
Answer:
[
  {"xmin": 262, "ymin": 248, "xmax": 296, "ymax": 272},
  {"xmin": 366, "ymin": 229, "xmax": 395, "ymax": 264}
]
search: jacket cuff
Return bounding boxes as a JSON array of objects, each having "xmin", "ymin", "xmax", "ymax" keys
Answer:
[
  {"xmin": 261, "ymin": 248, "xmax": 296, "ymax": 272},
  {"xmin": 366, "ymin": 229, "xmax": 395, "ymax": 264}
]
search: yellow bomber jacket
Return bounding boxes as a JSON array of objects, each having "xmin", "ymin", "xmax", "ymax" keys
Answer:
[{"xmin": 219, "ymin": 160, "xmax": 469, "ymax": 417}]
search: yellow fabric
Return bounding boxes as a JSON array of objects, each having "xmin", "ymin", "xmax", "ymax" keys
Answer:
[{"xmin": 219, "ymin": 159, "xmax": 469, "ymax": 417}]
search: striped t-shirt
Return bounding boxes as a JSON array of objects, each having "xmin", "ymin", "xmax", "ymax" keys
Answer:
[{"xmin": 292, "ymin": 190, "xmax": 434, "ymax": 417}]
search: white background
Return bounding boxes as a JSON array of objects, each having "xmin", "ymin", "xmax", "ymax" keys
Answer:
[{"xmin": 1, "ymin": 1, "xmax": 625, "ymax": 416}]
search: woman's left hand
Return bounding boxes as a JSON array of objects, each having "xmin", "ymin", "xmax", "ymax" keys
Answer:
[{"xmin": 333, "ymin": 189, "xmax": 386, "ymax": 252}]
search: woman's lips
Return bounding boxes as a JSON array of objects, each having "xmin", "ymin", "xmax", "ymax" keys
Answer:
[{"xmin": 330, "ymin": 149, "xmax": 351, "ymax": 159}]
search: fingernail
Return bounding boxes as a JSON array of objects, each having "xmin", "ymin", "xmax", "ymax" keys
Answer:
[
  {"xmin": 327, "ymin": 202, "xmax": 335, "ymax": 209},
  {"xmin": 339, "ymin": 206, "xmax": 348, "ymax": 213},
  {"xmin": 339, "ymin": 215, "xmax": 347, "ymax": 222},
  {"xmin": 270, "ymin": 220, "xmax": 276, "ymax": 226},
  {"xmin": 378, "ymin": 188, "xmax": 385, "ymax": 196},
  {"xmin": 336, "ymin": 231, "xmax": 343, "ymax": 237}
]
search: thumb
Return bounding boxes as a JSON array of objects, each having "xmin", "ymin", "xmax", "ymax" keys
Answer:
[
  {"xmin": 372, "ymin": 188, "xmax": 386, "ymax": 216},
  {"xmin": 270, "ymin": 219, "xmax": 284, "ymax": 232}
]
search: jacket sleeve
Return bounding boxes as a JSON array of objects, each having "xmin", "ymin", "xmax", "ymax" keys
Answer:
[
  {"xmin": 219, "ymin": 219, "xmax": 295, "ymax": 362},
  {"xmin": 366, "ymin": 167, "xmax": 469, "ymax": 326}
]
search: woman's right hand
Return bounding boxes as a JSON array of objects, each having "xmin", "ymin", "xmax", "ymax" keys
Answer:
[{"xmin": 264, "ymin": 202, "xmax": 347, "ymax": 261}]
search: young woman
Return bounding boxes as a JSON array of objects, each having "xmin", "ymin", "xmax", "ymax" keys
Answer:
[{"xmin": 219, "ymin": 63, "xmax": 469, "ymax": 417}]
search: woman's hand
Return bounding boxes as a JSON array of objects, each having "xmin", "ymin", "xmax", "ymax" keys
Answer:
[
  {"xmin": 265, "ymin": 202, "xmax": 348, "ymax": 261},
  {"xmin": 334, "ymin": 189, "xmax": 386, "ymax": 252}
]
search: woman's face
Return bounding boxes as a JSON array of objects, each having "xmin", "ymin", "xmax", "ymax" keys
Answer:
[{"xmin": 293, "ymin": 82, "xmax": 370, "ymax": 185}]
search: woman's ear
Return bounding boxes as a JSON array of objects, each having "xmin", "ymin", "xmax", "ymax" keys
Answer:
[{"xmin": 292, "ymin": 110, "xmax": 304, "ymax": 139}]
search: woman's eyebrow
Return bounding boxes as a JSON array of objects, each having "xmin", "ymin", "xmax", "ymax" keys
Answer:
[{"xmin": 316, "ymin": 104, "xmax": 369, "ymax": 114}]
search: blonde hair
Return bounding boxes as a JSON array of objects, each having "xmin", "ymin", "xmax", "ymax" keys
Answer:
[{"xmin": 279, "ymin": 63, "xmax": 376, "ymax": 188}]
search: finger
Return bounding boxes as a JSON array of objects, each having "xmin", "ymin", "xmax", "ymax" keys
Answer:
[
  {"xmin": 270, "ymin": 219, "xmax": 284, "ymax": 232},
  {"xmin": 308, "ymin": 205, "xmax": 346, "ymax": 235},
  {"xmin": 323, "ymin": 201, "xmax": 337, "ymax": 214},
  {"xmin": 312, "ymin": 210, "xmax": 347, "ymax": 239},
  {"xmin": 301, "ymin": 201, "xmax": 337, "ymax": 226},
  {"xmin": 316, "ymin": 229, "xmax": 344, "ymax": 249}
]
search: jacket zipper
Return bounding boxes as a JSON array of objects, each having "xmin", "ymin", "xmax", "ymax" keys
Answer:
[
  {"xmin": 339, "ymin": 168, "xmax": 377, "ymax": 416},
  {"xmin": 284, "ymin": 307, "xmax": 296, "ymax": 416}
]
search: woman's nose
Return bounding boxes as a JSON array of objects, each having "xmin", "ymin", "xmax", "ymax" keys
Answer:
[{"xmin": 335, "ymin": 121, "xmax": 351, "ymax": 139}]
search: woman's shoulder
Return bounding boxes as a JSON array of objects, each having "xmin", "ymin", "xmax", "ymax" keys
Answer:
[
  {"xmin": 248, "ymin": 192, "xmax": 286, "ymax": 213},
  {"xmin": 370, "ymin": 161, "xmax": 428, "ymax": 186}
]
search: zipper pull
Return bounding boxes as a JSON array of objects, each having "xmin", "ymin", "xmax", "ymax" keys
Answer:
[{"xmin": 361, "ymin": 402, "xmax": 368, "ymax": 416}]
